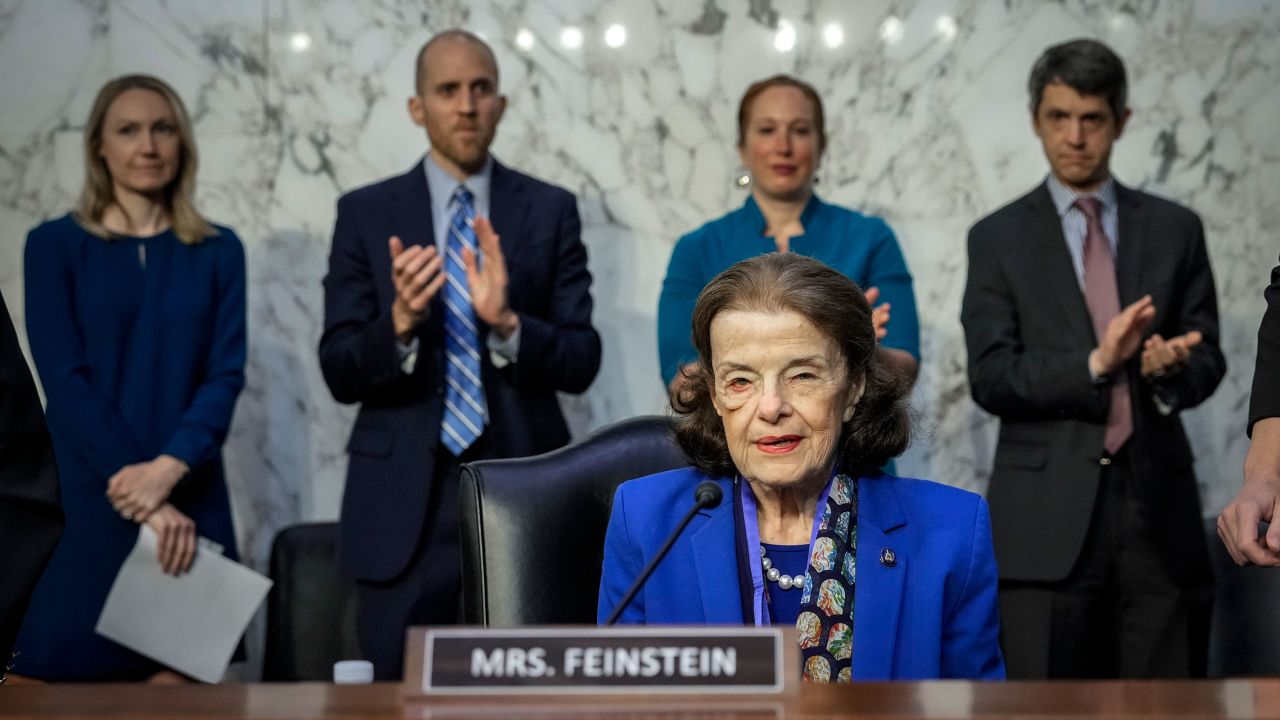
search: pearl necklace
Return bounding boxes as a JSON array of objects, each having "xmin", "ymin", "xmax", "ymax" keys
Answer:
[{"xmin": 760, "ymin": 545, "xmax": 803, "ymax": 591}]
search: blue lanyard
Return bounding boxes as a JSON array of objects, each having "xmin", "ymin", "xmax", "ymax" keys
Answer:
[{"xmin": 738, "ymin": 471, "xmax": 836, "ymax": 626}]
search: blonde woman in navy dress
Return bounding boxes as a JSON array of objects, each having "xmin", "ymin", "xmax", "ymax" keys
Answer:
[{"xmin": 12, "ymin": 75, "xmax": 245, "ymax": 682}]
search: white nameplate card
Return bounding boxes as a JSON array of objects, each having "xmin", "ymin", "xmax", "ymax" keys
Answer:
[{"xmin": 404, "ymin": 626, "xmax": 797, "ymax": 697}]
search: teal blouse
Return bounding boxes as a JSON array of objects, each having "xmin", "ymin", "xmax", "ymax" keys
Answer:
[{"xmin": 657, "ymin": 194, "xmax": 921, "ymax": 385}]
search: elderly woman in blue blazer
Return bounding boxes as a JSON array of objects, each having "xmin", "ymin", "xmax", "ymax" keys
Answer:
[{"xmin": 599, "ymin": 253, "xmax": 1003, "ymax": 682}]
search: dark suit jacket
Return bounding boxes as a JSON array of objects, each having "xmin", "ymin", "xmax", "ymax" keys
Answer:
[
  {"xmin": 319, "ymin": 159, "xmax": 602, "ymax": 582},
  {"xmin": 961, "ymin": 181, "xmax": 1224, "ymax": 587},
  {"xmin": 1249, "ymin": 256, "xmax": 1280, "ymax": 433},
  {"xmin": 0, "ymin": 289, "xmax": 63, "ymax": 661}
]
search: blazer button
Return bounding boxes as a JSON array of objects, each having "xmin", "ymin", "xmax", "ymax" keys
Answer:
[
  {"xmin": 1099, "ymin": 457, "xmax": 1112, "ymax": 466},
  {"xmin": 436, "ymin": 385, "xmax": 444, "ymax": 395}
]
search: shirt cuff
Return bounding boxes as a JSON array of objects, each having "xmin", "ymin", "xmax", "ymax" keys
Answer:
[
  {"xmin": 1088, "ymin": 357, "xmax": 1106, "ymax": 386},
  {"xmin": 487, "ymin": 322, "xmax": 521, "ymax": 369},
  {"xmin": 1152, "ymin": 383, "xmax": 1177, "ymax": 416},
  {"xmin": 397, "ymin": 337, "xmax": 420, "ymax": 374}
]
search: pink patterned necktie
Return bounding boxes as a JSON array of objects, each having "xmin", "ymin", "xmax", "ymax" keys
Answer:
[{"xmin": 1075, "ymin": 196, "xmax": 1132, "ymax": 455}]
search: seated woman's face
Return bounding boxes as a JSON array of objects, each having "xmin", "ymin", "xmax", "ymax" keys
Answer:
[{"xmin": 708, "ymin": 309, "xmax": 861, "ymax": 492}]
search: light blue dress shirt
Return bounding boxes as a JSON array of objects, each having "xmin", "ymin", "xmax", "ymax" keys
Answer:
[
  {"xmin": 398, "ymin": 152, "xmax": 520, "ymax": 379},
  {"xmin": 1045, "ymin": 173, "xmax": 1119, "ymax": 289}
]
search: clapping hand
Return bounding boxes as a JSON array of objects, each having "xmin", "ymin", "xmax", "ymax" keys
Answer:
[
  {"xmin": 1089, "ymin": 295, "xmax": 1157, "ymax": 376},
  {"xmin": 464, "ymin": 217, "xmax": 519, "ymax": 339},
  {"xmin": 389, "ymin": 236, "xmax": 446, "ymax": 341},
  {"xmin": 865, "ymin": 286, "xmax": 890, "ymax": 341},
  {"xmin": 1140, "ymin": 331, "xmax": 1202, "ymax": 380}
]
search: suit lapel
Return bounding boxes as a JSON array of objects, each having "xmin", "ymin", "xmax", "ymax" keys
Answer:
[
  {"xmin": 391, "ymin": 161, "xmax": 445, "ymax": 325},
  {"xmin": 391, "ymin": 159, "xmax": 436, "ymax": 250},
  {"xmin": 1023, "ymin": 185, "xmax": 1097, "ymax": 345},
  {"xmin": 488, "ymin": 160, "xmax": 531, "ymax": 266},
  {"xmin": 691, "ymin": 498, "xmax": 745, "ymax": 623},
  {"xmin": 852, "ymin": 476, "xmax": 906, "ymax": 680},
  {"xmin": 1114, "ymin": 183, "xmax": 1147, "ymax": 306}
]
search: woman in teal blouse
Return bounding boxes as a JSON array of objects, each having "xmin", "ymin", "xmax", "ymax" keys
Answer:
[{"xmin": 658, "ymin": 75, "xmax": 920, "ymax": 389}]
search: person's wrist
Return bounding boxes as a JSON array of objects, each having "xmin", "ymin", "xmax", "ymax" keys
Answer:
[
  {"xmin": 491, "ymin": 309, "xmax": 519, "ymax": 340},
  {"xmin": 392, "ymin": 301, "xmax": 417, "ymax": 342},
  {"xmin": 1088, "ymin": 348, "xmax": 1113, "ymax": 378},
  {"xmin": 157, "ymin": 455, "xmax": 188, "ymax": 487}
]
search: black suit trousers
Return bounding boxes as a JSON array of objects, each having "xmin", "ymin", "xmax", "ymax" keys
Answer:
[
  {"xmin": 354, "ymin": 434, "xmax": 491, "ymax": 681},
  {"xmin": 998, "ymin": 447, "xmax": 1212, "ymax": 679}
]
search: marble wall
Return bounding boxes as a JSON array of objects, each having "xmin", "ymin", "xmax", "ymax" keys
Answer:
[{"xmin": 2, "ymin": 0, "xmax": 1276, "ymax": 585}]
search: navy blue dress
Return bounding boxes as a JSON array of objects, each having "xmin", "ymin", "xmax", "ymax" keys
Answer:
[{"xmin": 15, "ymin": 214, "xmax": 246, "ymax": 681}]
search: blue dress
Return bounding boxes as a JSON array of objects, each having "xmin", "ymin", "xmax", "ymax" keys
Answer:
[
  {"xmin": 657, "ymin": 194, "xmax": 921, "ymax": 386},
  {"xmin": 15, "ymin": 214, "xmax": 246, "ymax": 681}
]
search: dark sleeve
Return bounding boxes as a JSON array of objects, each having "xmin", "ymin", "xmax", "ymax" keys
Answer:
[
  {"xmin": 318, "ymin": 194, "xmax": 413, "ymax": 404},
  {"xmin": 1249, "ymin": 257, "xmax": 1280, "ymax": 434},
  {"xmin": 0, "ymin": 289, "xmax": 63, "ymax": 661},
  {"xmin": 863, "ymin": 220, "xmax": 921, "ymax": 360},
  {"xmin": 508, "ymin": 196, "xmax": 602, "ymax": 394},
  {"xmin": 960, "ymin": 224, "xmax": 1107, "ymax": 421},
  {"xmin": 23, "ymin": 228, "xmax": 146, "ymax": 477},
  {"xmin": 1147, "ymin": 214, "xmax": 1226, "ymax": 413},
  {"xmin": 657, "ymin": 233, "xmax": 704, "ymax": 387},
  {"xmin": 160, "ymin": 232, "xmax": 247, "ymax": 467}
]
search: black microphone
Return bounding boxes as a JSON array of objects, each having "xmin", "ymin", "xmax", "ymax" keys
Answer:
[{"xmin": 604, "ymin": 481, "xmax": 724, "ymax": 626}]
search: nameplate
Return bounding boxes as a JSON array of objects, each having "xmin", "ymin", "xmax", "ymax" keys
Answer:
[{"xmin": 404, "ymin": 626, "xmax": 796, "ymax": 696}]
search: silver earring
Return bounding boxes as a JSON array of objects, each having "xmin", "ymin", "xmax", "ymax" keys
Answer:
[{"xmin": 733, "ymin": 169, "xmax": 752, "ymax": 188}]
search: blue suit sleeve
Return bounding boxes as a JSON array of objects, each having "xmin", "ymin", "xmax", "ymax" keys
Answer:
[
  {"xmin": 657, "ymin": 233, "xmax": 705, "ymax": 387},
  {"xmin": 598, "ymin": 484, "xmax": 646, "ymax": 624},
  {"xmin": 23, "ymin": 227, "xmax": 145, "ymax": 480},
  {"xmin": 941, "ymin": 496, "xmax": 1006, "ymax": 679},
  {"xmin": 160, "ymin": 232, "xmax": 247, "ymax": 468},
  {"xmin": 864, "ymin": 222, "xmax": 920, "ymax": 360}
]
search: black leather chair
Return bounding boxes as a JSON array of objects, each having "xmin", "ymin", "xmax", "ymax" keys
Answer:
[
  {"xmin": 459, "ymin": 415, "xmax": 689, "ymax": 626},
  {"xmin": 261, "ymin": 522, "xmax": 361, "ymax": 681},
  {"xmin": 1206, "ymin": 518, "xmax": 1280, "ymax": 676}
]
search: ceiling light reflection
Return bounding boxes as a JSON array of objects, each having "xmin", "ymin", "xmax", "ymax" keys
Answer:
[
  {"xmin": 774, "ymin": 19, "xmax": 796, "ymax": 53},
  {"xmin": 560, "ymin": 26, "xmax": 583, "ymax": 50},
  {"xmin": 822, "ymin": 22, "xmax": 844, "ymax": 49}
]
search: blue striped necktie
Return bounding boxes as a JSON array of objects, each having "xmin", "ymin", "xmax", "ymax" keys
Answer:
[{"xmin": 440, "ymin": 186, "xmax": 487, "ymax": 456}]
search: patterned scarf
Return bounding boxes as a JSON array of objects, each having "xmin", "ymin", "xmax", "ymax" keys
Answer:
[{"xmin": 795, "ymin": 473, "xmax": 858, "ymax": 682}]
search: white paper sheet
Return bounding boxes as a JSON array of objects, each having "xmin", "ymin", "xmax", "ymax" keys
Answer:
[{"xmin": 96, "ymin": 525, "xmax": 272, "ymax": 683}]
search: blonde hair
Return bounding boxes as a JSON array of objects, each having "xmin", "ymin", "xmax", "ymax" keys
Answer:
[{"xmin": 75, "ymin": 74, "xmax": 214, "ymax": 245}]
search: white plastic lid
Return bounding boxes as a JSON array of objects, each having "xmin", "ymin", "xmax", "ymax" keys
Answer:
[{"xmin": 333, "ymin": 659, "xmax": 375, "ymax": 684}]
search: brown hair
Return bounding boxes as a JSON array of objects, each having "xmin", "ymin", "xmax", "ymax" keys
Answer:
[
  {"xmin": 736, "ymin": 74, "xmax": 826, "ymax": 153},
  {"xmin": 672, "ymin": 253, "xmax": 910, "ymax": 478},
  {"xmin": 76, "ymin": 74, "xmax": 213, "ymax": 245}
]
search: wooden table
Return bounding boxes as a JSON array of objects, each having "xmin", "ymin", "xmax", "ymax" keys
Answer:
[{"xmin": 5, "ymin": 680, "xmax": 1280, "ymax": 718}]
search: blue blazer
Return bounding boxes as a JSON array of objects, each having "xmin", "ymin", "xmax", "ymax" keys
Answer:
[
  {"xmin": 597, "ymin": 468, "xmax": 1005, "ymax": 681},
  {"xmin": 320, "ymin": 159, "xmax": 602, "ymax": 581}
]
